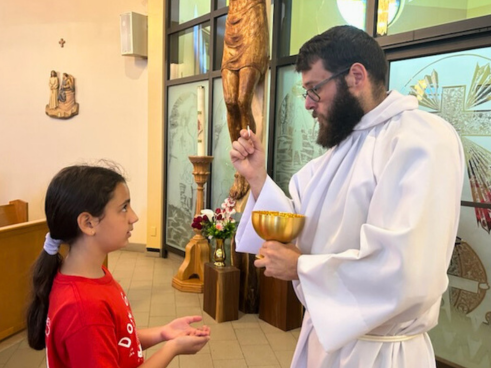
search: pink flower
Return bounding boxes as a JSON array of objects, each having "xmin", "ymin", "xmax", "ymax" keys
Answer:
[{"xmin": 190, "ymin": 197, "xmax": 239, "ymax": 240}]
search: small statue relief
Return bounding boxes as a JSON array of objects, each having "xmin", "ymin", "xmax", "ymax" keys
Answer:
[
  {"xmin": 48, "ymin": 71, "xmax": 59, "ymax": 109},
  {"xmin": 45, "ymin": 71, "xmax": 79, "ymax": 119}
]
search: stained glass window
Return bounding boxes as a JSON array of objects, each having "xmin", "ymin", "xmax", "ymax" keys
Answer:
[
  {"xmin": 389, "ymin": 47, "xmax": 491, "ymax": 368},
  {"xmin": 170, "ymin": 0, "xmax": 211, "ymax": 25},
  {"xmin": 283, "ymin": 0, "xmax": 366, "ymax": 57},
  {"xmin": 378, "ymin": 0, "xmax": 491, "ymax": 36}
]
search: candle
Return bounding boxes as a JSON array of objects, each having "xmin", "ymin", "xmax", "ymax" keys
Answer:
[{"xmin": 197, "ymin": 85, "xmax": 206, "ymax": 156}]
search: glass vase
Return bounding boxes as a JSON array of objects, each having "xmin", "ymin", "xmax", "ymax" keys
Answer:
[{"xmin": 213, "ymin": 238, "xmax": 226, "ymax": 267}]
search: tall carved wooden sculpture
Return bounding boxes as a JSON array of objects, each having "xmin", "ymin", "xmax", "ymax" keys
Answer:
[
  {"xmin": 221, "ymin": 0, "xmax": 269, "ymax": 313},
  {"xmin": 222, "ymin": 0, "xmax": 269, "ymax": 200}
]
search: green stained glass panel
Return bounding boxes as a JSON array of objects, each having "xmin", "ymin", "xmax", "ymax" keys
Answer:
[
  {"xmin": 389, "ymin": 47, "xmax": 491, "ymax": 368},
  {"xmin": 283, "ymin": 0, "xmax": 366, "ymax": 57},
  {"xmin": 170, "ymin": 0, "xmax": 211, "ymax": 25},
  {"xmin": 378, "ymin": 0, "xmax": 491, "ymax": 36}
]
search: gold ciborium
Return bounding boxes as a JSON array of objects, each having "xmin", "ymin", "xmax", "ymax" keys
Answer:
[{"xmin": 252, "ymin": 210, "xmax": 306, "ymax": 245}]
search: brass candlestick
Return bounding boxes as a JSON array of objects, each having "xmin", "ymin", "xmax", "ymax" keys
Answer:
[{"xmin": 172, "ymin": 155, "xmax": 214, "ymax": 293}]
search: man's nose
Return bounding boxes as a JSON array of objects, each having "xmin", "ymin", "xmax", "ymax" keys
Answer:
[{"xmin": 305, "ymin": 96, "xmax": 317, "ymax": 110}]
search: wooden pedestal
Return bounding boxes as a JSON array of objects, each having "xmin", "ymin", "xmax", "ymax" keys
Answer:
[
  {"xmin": 259, "ymin": 269, "xmax": 304, "ymax": 331},
  {"xmin": 231, "ymin": 194, "xmax": 260, "ymax": 314},
  {"xmin": 203, "ymin": 263, "xmax": 240, "ymax": 323},
  {"xmin": 234, "ymin": 249, "xmax": 260, "ymax": 314},
  {"xmin": 172, "ymin": 234, "xmax": 210, "ymax": 293},
  {"xmin": 172, "ymin": 156, "xmax": 213, "ymax": 293}
]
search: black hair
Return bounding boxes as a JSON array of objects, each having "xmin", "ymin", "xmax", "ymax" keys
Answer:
[
  {"xmin": 295, "ymin": 25, "xmax": 387, "ymax": 95},
  {"xmin": 27, "ymin": 164, "xmax": 125, "ymax": 350}
]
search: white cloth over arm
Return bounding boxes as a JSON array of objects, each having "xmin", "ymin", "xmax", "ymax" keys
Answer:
[{"xmin": 235, "ymin": 176, "xmax": 294, "ymax": 253}]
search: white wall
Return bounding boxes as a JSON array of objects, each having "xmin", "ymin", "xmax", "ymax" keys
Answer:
[{"xmin": 0, "ymin": 0, "xmax": 149, "ymax": 244}]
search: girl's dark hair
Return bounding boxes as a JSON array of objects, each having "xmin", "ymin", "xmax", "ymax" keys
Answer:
[
  {"xmin": 295, "ymin": 25, "xmax": 388, "ymax": 95},
  {"xmin": 27, "ymin": 164, "xmax": 125, "ymax": 350}
]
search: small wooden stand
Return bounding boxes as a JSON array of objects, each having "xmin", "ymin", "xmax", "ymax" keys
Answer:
[
  {"xmin": 203, "ymin": 263, "xmax": 240, "ymax": 322},
  {"xmin": 231, "ymin": 193, "xmax": 261, "ymax": 314},
  {"xmin": 172, "ymin": 156, "xmax": 213, "ymax": 293},
  {"xmin": 259, "ymin": 270, "xmax": 304, "ymax": 331}
]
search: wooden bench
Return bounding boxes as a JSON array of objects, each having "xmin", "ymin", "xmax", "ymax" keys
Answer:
[
  {"xmin": 0, "ymin": 200, "xmax": 28, "ymax": 227},
  {"xmin": 0, "ymin": 219, "xmax": 48, "ymax": 341},
  {"xmin": 0, "ymin": 199, "xmax": 107, "ymax": 341}
]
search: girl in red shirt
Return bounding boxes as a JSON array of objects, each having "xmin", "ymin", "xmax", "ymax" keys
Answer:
[{"xmin": 27, "ymin": 164, "xmax": 210, "ymax": 367}]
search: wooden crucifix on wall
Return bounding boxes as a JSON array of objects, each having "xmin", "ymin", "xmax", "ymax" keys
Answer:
[
  {"xmin": 221, "ymin": 0, "xmax": 269, "ymax": 201},
  {"xmin": 221, "ymin": 0, "xmax": 270, "ymax": 314}
]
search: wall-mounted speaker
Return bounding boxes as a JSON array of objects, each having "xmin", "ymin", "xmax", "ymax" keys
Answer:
[{"xmin": 120, "ymin": 12, "xmax": 148, "ymax": 58}]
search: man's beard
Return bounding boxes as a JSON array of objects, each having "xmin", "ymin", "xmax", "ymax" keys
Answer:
[{"xmin": 315, "ymin": 79, "xmax": 365, "ymax": 149}]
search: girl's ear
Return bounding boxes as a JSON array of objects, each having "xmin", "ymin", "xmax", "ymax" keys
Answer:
[{"xmin": 77, "ymin": 212, "xmax": 97, "ymax": 236}]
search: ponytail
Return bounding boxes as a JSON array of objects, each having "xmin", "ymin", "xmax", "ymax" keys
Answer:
[{"xmin": 26, "ymin": 250, "xmax": 62, "ymax": 350}]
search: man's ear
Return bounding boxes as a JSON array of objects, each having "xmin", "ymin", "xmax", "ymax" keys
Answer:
[
  {"xmin": 77, "ymin": 212, "xmax": 97, "ymax": 236},
  {"xmin": 345, "ymin": 63, "xmax": 368, "ymax": 90}
]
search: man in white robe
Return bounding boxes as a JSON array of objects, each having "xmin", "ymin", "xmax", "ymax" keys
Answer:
[{"xmin": 230, "ymin": 26, "xmax": 464, "ymax": 368}]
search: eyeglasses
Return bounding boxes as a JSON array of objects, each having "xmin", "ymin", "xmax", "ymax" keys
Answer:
[{"xmin": 302, "ymin": 67, "xmax": 351, "ymax": 102}]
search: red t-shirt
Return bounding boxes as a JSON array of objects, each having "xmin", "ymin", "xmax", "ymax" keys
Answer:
[{"xmin": 46, "ymin": 267, "xmax": 144, "ymax": 368}]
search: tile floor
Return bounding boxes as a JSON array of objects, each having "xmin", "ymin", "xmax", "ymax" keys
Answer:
[{"xmin": 0, "ymin": 249, "xmax": 300, "ymax": 368}]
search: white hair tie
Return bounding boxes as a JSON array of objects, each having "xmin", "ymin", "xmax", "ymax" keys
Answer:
[{"xmin": 44, "ymin": 233, "xmax": 62, "ymax": 255}]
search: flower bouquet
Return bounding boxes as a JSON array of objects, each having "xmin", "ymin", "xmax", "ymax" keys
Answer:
[
  {"xmin": 191, "ymin": 196, "xmax": 238, "ymax": 239},
  {"xmin": 191, "ymin": 197, "xmax": 238, "ymax": 266}
]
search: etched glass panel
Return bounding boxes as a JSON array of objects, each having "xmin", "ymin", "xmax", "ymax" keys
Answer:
[
  {"xmin": 273, "ymin": 65, "xmax": 327, "ymax": 196},
  {"xmin": 377, "ymin": 0, "xmax": 491, "ymax": 36},
  {"xmin": 166, "ymin": 82, "xmax": 209, "ymax": 251},
  {"xmin": 210, "ymin": 78, "xmax": 235, "ymax": 266},
  {"xmin": 389, "ymin": 47, "xmax": 491, "ymax": 207},
  {"xmin": 211, "ymin": 78, "xmax": 235, "ymax": 210},
  {"xmin": 211, "ymin": 73, "xmax": 271, "ymax": 198},
  {"xmin": 389, "ymin": 47, "xmax": 491, "ymax": 368},
  {"xmin": 283, "ymin": 0, "xmax": 366, "ymax": 57},
  {"xmin": 433, "ymin": 205, "xmax": 491, "ymax": 368},
  {"xmin": 170, "ymin": 0, "xmax": 211, "ymax": 25},
  {"xmin": 169, "ymin": 23, "xmax": 210, "ymax": 80}
]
